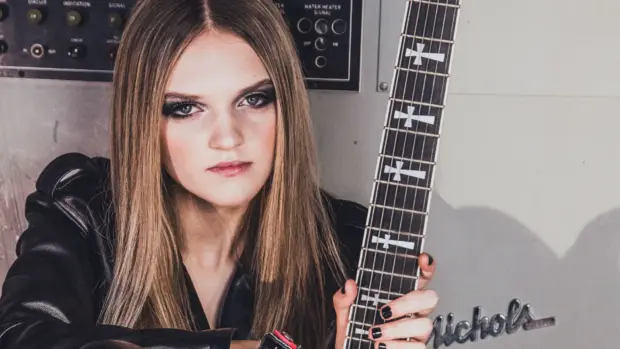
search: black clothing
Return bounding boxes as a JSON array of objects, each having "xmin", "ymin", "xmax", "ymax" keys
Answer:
[{"xmin": 0, "ymin": 153, "xmax": 367, "ymax": 349}]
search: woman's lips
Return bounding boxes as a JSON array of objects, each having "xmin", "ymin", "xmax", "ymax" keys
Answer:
[{"xmin": 206, "ymin": 161, "xmax": 252, "ymax": 177}]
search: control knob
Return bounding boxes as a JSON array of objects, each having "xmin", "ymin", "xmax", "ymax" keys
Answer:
[
  {"xmin": 66, "ymin": 9, "xmax": 83, "ymax": 26},
  {"xmin": 108, "ymin": 12, "xmax": 124, "ymax": 29},
  {"xmin": 314, "ymin": 37, "xmax": 327, "ymax": 51},
  {"xmin": 27, "ymin": 8, "xmax": 45, "ymax": 25},
  {"xmin": 332, "ymin": 19, "xmax": 347, "ymax": 35},
  {"xmin": 296, "ymin": 18, "xmax": 312, "ymax": 34},
  {"xmin": 314, "ymin": 18, "xmax": 329, "ymax": 35}
]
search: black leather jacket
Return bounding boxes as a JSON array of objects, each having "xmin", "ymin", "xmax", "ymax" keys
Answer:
[{"xmin": 0, "ymin": 153, "xmax": 367, "ymax": 349}]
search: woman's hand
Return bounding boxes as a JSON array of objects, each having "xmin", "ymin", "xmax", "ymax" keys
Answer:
[{"xmin": 333, "ymin": 253, "xmax": 438, "ymax": 348}]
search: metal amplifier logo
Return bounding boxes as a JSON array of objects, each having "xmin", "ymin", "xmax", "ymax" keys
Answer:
[{"xmin": 427, "ymin": 298, "xmax": 556, "ymax": 348}]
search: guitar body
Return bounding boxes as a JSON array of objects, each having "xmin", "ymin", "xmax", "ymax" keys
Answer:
[{"xmin": 343, "ymin": 1, "xmax": 463, "ymax": 348}]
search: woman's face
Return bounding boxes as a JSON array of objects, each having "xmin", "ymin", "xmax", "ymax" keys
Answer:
[{"xmin": 161, "ymin": 30, "xmax": 277, "ymax": 209}]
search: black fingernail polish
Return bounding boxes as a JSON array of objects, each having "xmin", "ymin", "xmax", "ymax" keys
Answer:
[
  {"xmin": 378, "ymin": 344, "xmax": 386, "ymax": 349},
  {"xmin": 371, "ymin": 327, "xmax": 382, "ymax": 339},
  {"xmin": 427, "ymin": 254, "xmax": 434, "ymax": 265},
  {"xmin": 381, "ymin": 306, "xmax": 392, "ymax": 319}
]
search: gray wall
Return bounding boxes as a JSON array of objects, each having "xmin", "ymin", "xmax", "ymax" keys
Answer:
[{"xmin": 1, "ymin": 0, "xmax": 618, "ymax": 348}]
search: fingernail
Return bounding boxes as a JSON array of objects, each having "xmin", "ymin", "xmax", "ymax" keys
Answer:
[
  {"xmin": 341, "ymin": 286, "xmax": 346, "ymax": 294},
  {"xmin": 381, "ymin": 306, "xmax": 392, "ymax": 319},
  {"xmin": 427, "ymin": 254, "xmax": 434, "ymax": 265},
  {"xmin": 371, "ymin": 327, "xmax": 382, "ymax": 339},
  {"xmin": 378, "ymin": 344, "xmax": 386, "ymax": 349}
]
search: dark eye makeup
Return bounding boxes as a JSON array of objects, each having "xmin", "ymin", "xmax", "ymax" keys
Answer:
[{"xmin": 162, "ymin": 83, "xmax": 276, "ymax": 119}]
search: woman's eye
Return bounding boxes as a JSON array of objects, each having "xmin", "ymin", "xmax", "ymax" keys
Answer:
[
  {"xmin": 240, "ymin": 90, "xmax": 274, "ymax": 108},
  {"xmin": 242, "ymin": 93, "xmax": 267, "ymax": 107},
  {"xmin": 177, "ymin": 104, "xmax": 193, "ymax": 114},
  {"xmin": 162, "ymin": 102, "xmax": 202, "ymax": 118}
]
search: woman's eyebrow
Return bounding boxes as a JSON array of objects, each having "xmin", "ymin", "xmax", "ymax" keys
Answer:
[
  {"xmin": 164, "ymin": 78, "xmax": 273, "ymax": 101},
  {"xmin": 235, "ymin": 78, "xmax": 273, "ymax": 97}
]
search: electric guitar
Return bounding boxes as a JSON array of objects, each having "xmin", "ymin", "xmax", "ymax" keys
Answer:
[{"xmin": 343, "ymin": 0, "xmax": 462, "ymax": 347}]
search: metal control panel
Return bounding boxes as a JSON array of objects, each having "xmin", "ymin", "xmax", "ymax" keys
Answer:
[
  {"xmin": 0, "ymin": 0, "xmax": 362, "ymax": 91},
  {"xmin": 273, "ymin": 0, "xmax": 362, "ymax": 91},
  {"xmin": 0, "ymin": 0, "xmax": 131, "ymax": 81}
]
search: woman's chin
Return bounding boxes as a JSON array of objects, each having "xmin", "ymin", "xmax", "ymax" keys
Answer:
[{"xmin": 198, "ymin": 188, "xmax": 261, "ymax": 209}]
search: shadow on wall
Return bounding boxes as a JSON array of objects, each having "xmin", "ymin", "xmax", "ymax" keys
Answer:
[{"xmin": 424, "ymin": 193, "xmax": 620, "ymax": 349}]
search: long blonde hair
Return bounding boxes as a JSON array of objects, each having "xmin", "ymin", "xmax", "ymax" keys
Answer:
[{"xmin": 104, "ymin": 0, "xmax": 346, "ymax": 347}]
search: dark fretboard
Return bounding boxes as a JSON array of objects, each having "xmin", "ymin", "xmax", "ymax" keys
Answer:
[{"xmin": 344, "ymin": 1, "xmax": 462, "ymax": 348}]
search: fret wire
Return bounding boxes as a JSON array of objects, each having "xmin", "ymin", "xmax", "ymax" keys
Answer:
[
  {"xmin": 362, "ymin": 247, "xmax": 420, "ymax": 260},
  {"xmin": 358, "ymin": 286, "xmax": 405, "ymax": 299},
  {"xmin": 374, "ymin": 178, "xmax": 433, "ymax": 191},
  {"xmin": 395, "ymin": 66, "xmax": 450, "ymax": 77},
  {"xmin": 380, "ymin": 154, "xmax": 435, "ymax": 166},
  {"xmin": 350, "ymin": 320, "xmax": 373, "ymax": 328},
  {"xmin": 344, "ymin": 337, "xmax": 373, "ymax": 344},
  {"xmin": 353, "ymin": 303, "xmax": 378, "ymax": 311},
  {"xmin": 361, "ymin": 248, "xmax": 420, "ymax": 277},
  {"xmin": 344, "ymin": 337, "xmax": 372, "ymax": 343},
  {"xmin": 364, "ymin": 226, "xmax": 425, "ymax": 239},
  {"xmin": 350, "ymin": 304, "xmax": 385, "ymax": 326},
  {"xmin": 381, "ymin": 128, "xmax": 439, "ymax": 163},
  {"xmin": 368, "ymin": 200, "xmax": 431, "ymax": 231},
  {"xmin": 369, "ymin": 203, "xmax": 427, "ymax": 216},
  {"xmin": 402, "ymin": 33, "xmax": 454, "ymax": 45},
  {"xmin": 394, "ymin": 64, "xmax": 450, "ymax": 105},
  {"xmin": 372, "ymin": 182, "xmax": 431, "ymax": 213},
  {"xmin": 389, "ymin": 97, "xmax": 443, "ymax": 109},
  {"xmin": 359, "ymin": 268, "xmax": 418, "ymax": 280},
  {"xmin": 384, "ymin": 126, "xmax": 440, "ymax": 138}
]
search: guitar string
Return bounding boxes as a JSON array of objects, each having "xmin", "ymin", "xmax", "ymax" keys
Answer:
[
  {"xmin": 345, "ymin": 2, "xmax": 407, "ymax": 346},
  {"xmin": 386, "ymin": 0, "xmax": 442, "ymax": 329},
  {"xmin": 349, "ymin": 1, "xmax": 421, "ymax": 347},
  {"xmin": 398, "ymin": 0, "xmax": 460, "ymax": 319},
  {"xmin": 396, "ymin": 0, "xmax": 456, "ymax": 298},
  {"xmin": 368, "ymin": 0, "xmax": 439, "ymax": 342},
  {"xmin": 356, "ymin": 0, "xmax": 430, "ymax": 345},
  {"xmin": 380, "ymin": 0, "xmax": 436, "ymax": 326},
  {"xmin": 374, "ymin": 0, "xmax": 428, "ymax": 336},
  {"xmin": 379, "ymin": 0, "xmax": 459, "ymax": 342},
  {"xmin": 395, "ymin": 0, "xmax": 460, "ymax": 310},
  {"xmin": 348, "ymin": 0, "xmax": 458, "ymax": 346}
]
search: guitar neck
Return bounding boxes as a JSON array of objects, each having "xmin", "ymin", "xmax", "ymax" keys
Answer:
[{"xmin": 344, "ymin": 0, "xmax": 462, "ymax": 348}]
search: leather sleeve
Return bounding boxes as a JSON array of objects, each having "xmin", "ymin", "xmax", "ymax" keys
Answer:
[{"xmin": 0, "ymin": 153, "xmax": 234, "ymax": 349}]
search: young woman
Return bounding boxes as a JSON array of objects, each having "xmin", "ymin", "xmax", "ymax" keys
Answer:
[{"xmin": 0, "ymin": 0, "xmax": 439, "ymax": 348}]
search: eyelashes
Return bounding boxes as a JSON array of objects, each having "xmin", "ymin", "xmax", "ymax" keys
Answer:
[{"xmin": 162, "ymin": 86, "xmax": 276, "ymax": 119}]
